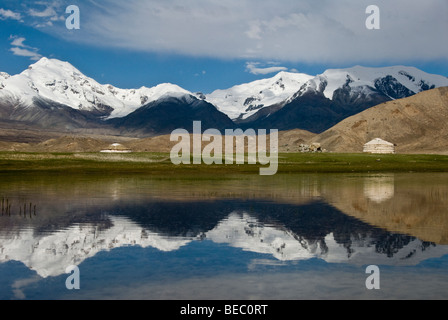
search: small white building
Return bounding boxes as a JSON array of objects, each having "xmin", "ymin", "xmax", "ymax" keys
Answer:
[
  {"xmin": 100, "ymin": 143, "xmax": 132, "ymax": 153},
  {"xmin": 363, "ymin": 138, "xmax": 395, "ymax": 154}
]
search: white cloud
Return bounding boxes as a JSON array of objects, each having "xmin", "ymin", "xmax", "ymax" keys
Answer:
[
  {"xmin": 0, "ymin": 8, "xmax": 23, "ymax": 21},
  {"xmin": 246, "ymin": 62, "xmax": 288, "ymax": 75},
  {"xmin": 21, "ymin": 1, "xmax": 65, "ymax": 28},
  {"xmin": 9, "ymin": 47, "xmax": 42, "ymax": 61},
  {"xmin": 10, "ymin": 36, "xmax": 27, "ymax": 47},
  {"xmin": 28, "ymin": 6, "xmax": 57, "ymax": 18},
  {"xmin": 0, "ymin": 2, "xmax": 64, "ymax": 28},
  {"xmin": 29, "ymin": 0, "xmax": 448, "ymax": 64},
  {"xmin": 9, "ymin": 36, "xmax": 42, "ymax": 61}
]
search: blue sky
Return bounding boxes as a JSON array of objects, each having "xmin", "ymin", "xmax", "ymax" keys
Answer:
[{"xmin": 0, "ymin": 0, "xmax": 447, "ymax": 93}]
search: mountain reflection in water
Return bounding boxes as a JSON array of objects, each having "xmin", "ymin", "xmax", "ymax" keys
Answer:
[{"xmin": 0, "ymin": 172, "xmax": 448, "ymax": 299}]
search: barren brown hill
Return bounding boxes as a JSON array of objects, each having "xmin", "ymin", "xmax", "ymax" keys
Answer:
[
  {"xmin": 127, "ymin": 128, "xmax": 316, "ymax": 153},
  {"xmin": 277, "ymin": 129, "xmax": 317, "ymax": 152},
  {"xmin": 30, "ymin": 136, "xmax": 112, "ymax": 153},
  {"xmin": 0, "ymin": 127, "xmax": 315, "ymax": 153},
  {"xmin": 311, "ymin": 87, "xmax": 448, "ymax": 154},
  {"xmin": 3, "ymin": 135, "xmax": 136, "ymax": 153}
]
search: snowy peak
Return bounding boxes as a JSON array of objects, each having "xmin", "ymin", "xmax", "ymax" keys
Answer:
[
  {"xmin": 151, "ymin": 90, "xmax": 198, "ymax": 105},
  {"xmin": 312, "ymin": 65, "xmax": 448, "ymax": 100},
  {"xmin": 205, "ymin": 71, "xmax": 314, "ymax": 120},
  {"xmin": 25, "ymin": 57, "xmax": 79, "ymax": 77},
  {"xmin": 0, "ymin": 57, "xmax": 192, "ymax": 119},
  {"xmin": 109, "ymin": 83, "xmax": 192, "ymax": 118}
]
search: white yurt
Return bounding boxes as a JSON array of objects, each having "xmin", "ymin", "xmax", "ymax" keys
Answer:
[
  {"xmin": 363, "ymin": 138, "xmax": 395, "ymax": 154},
  {"xmin": 100, "ymin": 143, "xmax": 132, "ymax": 153}
]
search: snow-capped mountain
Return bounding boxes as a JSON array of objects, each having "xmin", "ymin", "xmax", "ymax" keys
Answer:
[
  {"xmin": 109, "ymin": 92, "xmax": 236, "ymax": 136},
  {"xmin": 0, "ymin": 57, "xmax": 191, "ymax": 119},
  {"xmin": 0, "ymin": 215, "xmax": 191, "ymax": 278},
  {"xmin": 289, "ymin": 65, "xmax": 448, "ymax": 102},
  {"xmin": 200, "ymin": 66, "xmax": 448, "ymax": 132},
  {"xmin": 1, "ymin": 58, "xmax": 447, "ymax": 135},
  {"xmin": 245, "ymin": 66, "xmax": 448, "ymax": 133},
  {"xmin": 204, "ymin": 71, "xmax": 314, "ymax": 121},
  {"xmin": 1, "ymin": 211, "xmax": 447, "ymax": 278},
  {"xmin": 0, "ymin": 57, "xmax": 233, "ymax": 134}
]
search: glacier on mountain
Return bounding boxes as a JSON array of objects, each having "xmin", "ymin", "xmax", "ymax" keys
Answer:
[{"xmin": 0, "ymin": 57, "xmax": 191, "ymax": 119}]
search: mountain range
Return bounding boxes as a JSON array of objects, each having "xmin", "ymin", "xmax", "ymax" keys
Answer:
[
  {"xmin": 1, "ymin": 57, "xmax": 448, "ymax": 151},
  {"xmin": 2, "ymin": 192, "xmax": 447, "ymax": 278},
  {"xmin": 205, "ymin": 66, "xmax": 448, "ymax": 132},
  {"xmin": 2, "ymin": 211, "xmax": 445, "ymax": 279}
]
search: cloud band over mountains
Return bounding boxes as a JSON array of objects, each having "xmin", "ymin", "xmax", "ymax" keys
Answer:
[{"xmin": 3, "ymin": 0, "xmax": 448, "ymax": 65}]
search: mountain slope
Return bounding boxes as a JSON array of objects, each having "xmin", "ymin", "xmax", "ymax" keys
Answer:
[
  {"xmin": 0, "ymin": 96, "xmax": 110, "ymax": 132},
  {"xmin": 248, "ymin": 66, "xmax": 448, "ymax": 133},
  {"xmin": 311, "ymin": 87, "xmax": 448, "ymax": 153},
  {"xmin": 109, "ymin": 93, "xmax": 236, "ymax": 136}
]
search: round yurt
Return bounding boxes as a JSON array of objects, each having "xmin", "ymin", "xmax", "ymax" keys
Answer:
[
  {"xmin": 363, "ymin": 138, "xmax": 395, "ymax": 154},
  {"xmin": 100, "ymin": 143, "xmax": 132, "ymax": 153}
]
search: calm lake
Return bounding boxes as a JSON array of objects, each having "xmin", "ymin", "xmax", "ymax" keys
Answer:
[{"xmin": 1, "ymin": 172, "xmax": 448, "ymax": 300}]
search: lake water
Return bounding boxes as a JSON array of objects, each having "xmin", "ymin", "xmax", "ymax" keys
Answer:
[{"xmin": 1, "ymin": 172, "xmax": 448, "ymax": 300}]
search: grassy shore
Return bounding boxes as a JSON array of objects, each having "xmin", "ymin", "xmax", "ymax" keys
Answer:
[{"xmin": 1, "ymin": 152, "xmax": 448, "ymax": 175}]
